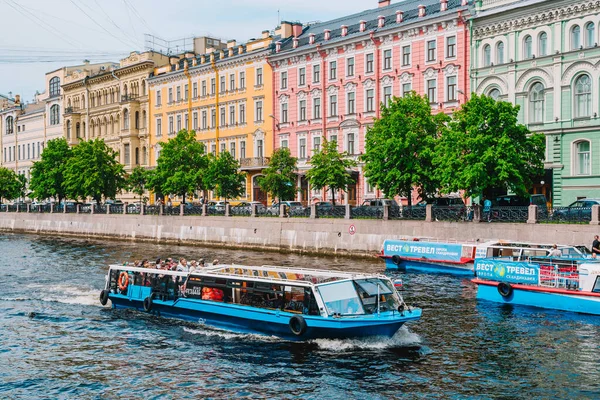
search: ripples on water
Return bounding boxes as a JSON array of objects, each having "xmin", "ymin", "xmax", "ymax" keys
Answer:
[{"xmin": 1, "ymin": 233, "xmax": 600, "ymax": 399}]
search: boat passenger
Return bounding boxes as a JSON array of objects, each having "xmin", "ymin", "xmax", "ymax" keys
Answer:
[
  {"xmin": 199, "ymin": 259, "xmax": 205, "ymax": 268},
  {"xmin": 188, "ymin": 260, "xmax": 197, "ymax": 273},
  {"xmin": 548, "ymin": 245, "xmax": 562, "ymax": 258},
  {"xmin": 593, "ymin": 235, "xmax": 600, "ymax": 256},
  {"xmin": 213, "ymin": 259, "xmax": 219, "ymax": 265}
]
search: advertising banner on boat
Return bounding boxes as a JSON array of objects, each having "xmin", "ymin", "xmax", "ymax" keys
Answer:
[
  {"xmin": 474, "ymin": 259, "xmax": 539, "ymax": 284},
  {"xmin": 383, "ymin": 240, "xmax": 464, "ymax": 263}
]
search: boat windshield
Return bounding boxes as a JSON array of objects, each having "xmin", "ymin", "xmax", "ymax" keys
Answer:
[
  {"xmin": 355, "ymin": 279, "xmax": 393, "ymax": 296},
  {"xmin": 318, "ymin": 280, "xmax": 365, "ymax": 316}
]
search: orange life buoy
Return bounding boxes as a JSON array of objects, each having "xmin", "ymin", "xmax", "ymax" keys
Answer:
[{"xmin": 118, "ymin": 272, "xmax": 129, "ymax": 291}]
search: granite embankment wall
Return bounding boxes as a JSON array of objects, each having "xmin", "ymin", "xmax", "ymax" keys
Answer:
[{"xmin": 0, "ymin": 213, "xmax": 597, "ymax": 257}]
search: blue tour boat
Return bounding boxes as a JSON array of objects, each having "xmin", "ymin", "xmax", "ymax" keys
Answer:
[
  {"xmin": 99, "ymin": 263, "xmax": 421, "ymax": 340},
  {"xmin": 472, "ymin": 256, "xmax": 600, "ymax": 315}
]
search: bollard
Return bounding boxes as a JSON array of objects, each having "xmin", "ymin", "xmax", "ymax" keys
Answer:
[
  {"xmin": 91, "ymin": 203, "xmax": 95, "ymax": 214},
  {"xmin": 64, "ymin": 203, "xmax": 67, "ymax": 214},
  {"xmin": 472, "ymin": 204, "xmax": 481, "ymax": 223},
  {"xmin": 123, "ymin": 204, "xmax": 127, "ymax": 215},
  {"xmin": 591, "ymin": 205, "xmax": 600, "ymax": 225},
  {"xmin": 225, "ymin": 203, "xmax": 231, "ymax": 217},
  {"xmin": 310, "ymin": 204, "xmax": 317, "ymax": 219},
  {"xmin": 425, "ymin": 204, "xmax": 433, "ymax": 222},
  {"xmin": 251, "ymin": 203, "xmax": 257, "ymax": 217},
  {"xmin": 140, "ymin": 204, "xmax": 145, "ymax": 216},
  {"xmin": 107, "ymin": 204, "xmax": 110, "ymax": 215},
  {"xmin": 76, "ymin": 204, "xmax": 80, "ymax": 214},
  {"xmin": 159, "ymin": 204, "xmax": 164, "ymax": 216},
  {"xmin": 280, "ymin": 204, "xmax": 287, "ymax": 218},
  {"xmin": 50, "ymin": 203, "xmax": 54, "ymax": 213},
  {"xmin": 345, "ymin": 204, "xmax": 351, "ymax": 219},
  {"xmin": 527, "ymin": 204, "xmax": 538, "ymax": 224},
  {"xmin": 180, "ymin": 203, "xmax": 185, "ymax": 216},
  {"xmin": 383, "ymin": 205, "xmax": 389, "ymax": 221},
  {"xmin": 202, "ymin": 204, "xmax": 207, "ymax": 217},
  {"xmin": 26, "ymin": 204, "xmax": 30, "ymax": 213}
]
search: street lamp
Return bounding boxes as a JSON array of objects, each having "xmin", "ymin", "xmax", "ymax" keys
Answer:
[{"xmin": 269, "ymin": 114, "xmax": 280, "ymax": 131}]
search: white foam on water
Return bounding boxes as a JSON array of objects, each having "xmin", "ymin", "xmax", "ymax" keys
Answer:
[
  {"xmin": 310, "ymin": 326, "xmax": 422, "ymax": 352},
  {"xmin": 23, "ymin": 283, "xmax": 100, "ymax": 306},
  {"xmin": 183, "ymin": 326, "xmax": 282, "ymax": 342}
]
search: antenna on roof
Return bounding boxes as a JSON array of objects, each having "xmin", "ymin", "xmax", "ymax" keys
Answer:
[{"xmin": 277, "ymin": 9, "xmax": 280, "ymax": 25}]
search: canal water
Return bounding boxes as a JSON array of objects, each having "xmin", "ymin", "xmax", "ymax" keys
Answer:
[{"xmin": 1, "ymin": 233, "xmax": 599, "ymax": 399}]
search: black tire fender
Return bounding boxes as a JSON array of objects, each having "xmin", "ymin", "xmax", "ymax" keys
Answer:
[
  {"xmin": 391, "ymin": 255, "xmax": 401, "ymax": 265},
  {"xmin": 289, "ymin": 315, "xmax": 307, "ymax": 336},
  {"xmin": 497, "ymin": 282, "xmax": 513, "ymax": 298},
  {"xmin": 143, "ymin": 296, "xmax": 153, "ymax": 312},
  {"xmin": 99, "ymin": 290, "xmax": 109, "ymax": 306}
]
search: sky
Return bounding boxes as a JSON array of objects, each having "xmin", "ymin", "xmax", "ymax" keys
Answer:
[{"xmin": 0, "ymin": 0, "xmax": 383, "ymax": 102}]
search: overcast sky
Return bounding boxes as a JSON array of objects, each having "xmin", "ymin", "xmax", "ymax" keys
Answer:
[{"xmin": 0, "ymin": 0, "xmax": 382, "ymax": 102}]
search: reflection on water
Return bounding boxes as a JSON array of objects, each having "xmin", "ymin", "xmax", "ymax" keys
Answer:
[{"xmin": 1, "ymin": 233, "xmax": 600, "ymax": 398}]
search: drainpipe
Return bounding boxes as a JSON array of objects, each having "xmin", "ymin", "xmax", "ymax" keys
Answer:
[
  {"xmin": 316, "ymin": 45, "xmax": 327, "ymax": 141},
  {"xmin": 183, "ymin": 61, "xmax": 192, "ymax": 130},
  {"xmin": 211, "ymin": 59, "xmax": 219, "ymax": 155},
  {"xmin": 369, "ymin": 31, "xmax": 381, "ymax": 119},
  {"xmin": 84, "ymin": 76, "xmax": 90, "ymax": 140},
  {"xmin": 465, "ymin": 12, "xmax": 471, "ymax": 104},
  {"xmin": 266, "ymin": 57, "xmax": 276, "ymax": 159}
]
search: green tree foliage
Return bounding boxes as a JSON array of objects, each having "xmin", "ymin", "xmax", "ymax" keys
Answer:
[
  {"xmin": 64, "ymin": 138, "xmax": 127, "ymax": 204},
  {"xmin": 0, "ymin": 167, "xmax": 25, "ymax": 203},
  {"xmin": 127, "ymin": 166, "xmax": 149, "ymax": 204},
  {"xmin": 362, "ymin": 93, "xmax": 446, "ymax": 206},
  {"xmin": 434, "ymin": 94, "xmax": 545, "ymax": 199},
  {"xmin": 29, "ymin": 138, "xmax": 72, "ymax": 203},
  {"xmin": 150, "ymin": 130, "xmax": 208, "ymax": 203},
  {"xmin": 306, "ymin": 140, "xmax": 357, "ymax": 205},
  {"xmin": 257, "ymin": 148, "xmax": 298, "ymax": 202},
  {"xmin": 204, "ymin": 151, "xmax": 246, "ymax": 202}
]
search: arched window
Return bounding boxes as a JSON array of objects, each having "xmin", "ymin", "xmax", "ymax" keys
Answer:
[
  {"xmin": 488, "ymin": 88, "xmax": 501, "ymax": 100},
  {"xmin": 572, "ymin": 25, "xmax": 581, "ymax": 49},
  {"xmin": 538, "ymin": 32, "xmax": 548, "ymax": 56},
  {"xmin": 575, "ymin": 140, "xmax": 591, "ymax": 175},
  {"xmin": 49, "ymin": 77, "xmax": 60, "ymax": 97},
  {"xmin": 50, "ymin": 104, "xmax": 60, "ymax": 125},
  {"xmin": 142, "ymin": 146, "xmax": 147, "ymax": 165},
  {"xmin": 142, "ymin": 80, "xmax": 146, "ymax": 96},
  {"xmin": 66, "ymin": 120, "xmax": 71, "ymax": 139},
  {"xmin": 135, "ymin": 147, "xmax": 139, "ymax": 165},
  {"xmin": 574, "ymin": 74, "xmax": 591, "ymax": 118},
  {"xmin": 523, "ymin": 35, "xmax": 533, "ymax": 59},
  {"xmin": 483, "ymin": 44, "xmax": 491, "ymax": 66},
  {"xmin": 135, "ymin": 111, "xmax": 139, "ymax": 129},
  {"xmin": 6, "ymin": 116, "xmax": 14, "ymax": 134},
  {"xmin": 496, "ymin": 42, "xmax": 505, "ymax": 64},
  {"xmin": 585, "ymin": 22, "xmax": 595, "ymax": 47},
  {"xmin": 76, "ymin": 123, "xmax": 80, "ymax": 138},
  {"xmin": 529, "ymin": 83, "xmax": 544, "ymax": 123},
  {"xmin": 123, "ymin": 109, "xmax": 129, "ymax": 129}
]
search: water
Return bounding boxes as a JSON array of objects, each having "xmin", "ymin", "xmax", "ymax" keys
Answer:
[{"xmin": 1, "ymin": 233, "xmax": 599, "ymax": 399}]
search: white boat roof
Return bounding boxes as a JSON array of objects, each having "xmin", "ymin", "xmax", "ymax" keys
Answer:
[{"xmin": 386, "ymin": 237, "xmax": 581, "ymax": 249}]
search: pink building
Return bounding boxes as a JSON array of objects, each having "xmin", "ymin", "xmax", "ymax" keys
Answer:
[{"xmin": 271, "ymin": 0, "xmax": 470, "ymax": 205}]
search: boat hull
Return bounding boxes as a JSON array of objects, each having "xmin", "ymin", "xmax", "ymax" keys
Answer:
[
  {"xmin": 383, "ymin": 256, "xmax": 474, "ymax": 276},
  {"xmin": 474, "ymin": 280, "xmax": 600, "ymax": 315},
  {"xmin": 108, "ymin": 287, "xmax": 422, "ymax": 340}
]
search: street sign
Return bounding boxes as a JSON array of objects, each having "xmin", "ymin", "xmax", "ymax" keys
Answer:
[{"xmin": 349, "ymin": 224, "xmax": 356, "ymax": 235}]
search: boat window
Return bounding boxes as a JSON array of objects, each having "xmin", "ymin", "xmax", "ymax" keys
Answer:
[
  {"xmin": 593, "ymin": 276, "xmax": 600, "ymax": 293},
  {"xmin": 355, "ymin": 279, "xmax": 393, "ymax": 296},
  {"xmin": 522, "ymin": 249, "xmax": 548, "ymax": 257},
  {"xmin": 317, "ymin": 280, "xmax": 365, "ymax": 316}
]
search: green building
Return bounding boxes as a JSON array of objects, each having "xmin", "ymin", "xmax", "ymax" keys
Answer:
[{"xmin": 471, "ymin": 0, "xmax": 600, "ymax": 206}]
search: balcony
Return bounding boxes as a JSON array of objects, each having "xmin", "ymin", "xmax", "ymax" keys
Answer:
[
  {"xmin": 240, "ymin": 157, "xmax": 270, "ymax": 170},
  {"xmin": 121, "ymin": 94, "xmax": 139, "ymax": 104},
  {"xmin": 64, "ymin": 107, "xmax": 80, "ymax": 115}
]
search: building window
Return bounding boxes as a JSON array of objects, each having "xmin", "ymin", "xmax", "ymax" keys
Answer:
[
  {"xmin": 586, "ymin": 22, "xmax": 595, "ymax": 47},
  {"xmin": 221, "ymin": 143, "xmax": 226, "ymax": 154},
  {"xmin": 240, "ymin": 104, "xmax": 246, "ymax": 124},
  {"xmin": 49, "ymin": 77, "xmax": 60, "ymax": 97},
  {"xmin": 446, "ymin": 76, "xmax": 457, "ymax": 102},
  {"xmin": 313, "ymin": 136, "xmax": 321, "ymax": 153},
  {"xmin": 240, "ymin": 72, "xmax": 245, "ymax": 89},
  {"xmin": 230, "ymin": 142, "xmax": 236, "ymax": 158},
  {"xmin": 124, "ymin": 144, "xmax": 130, "ymax": 165},
  {"xmin": 313, "ymin": 64, "xmax": 320, "ymax": 83},
  {"xmin": 281, "ymin": 71, "xmax": 288, "ymax": 89},
  {"xmin": 574, "ymin": 74, "xmax": 592, "ymax": 118},
  {"xmin": 220, "ymin": 76, "xmax": 225, "ymax": 93},
  {"xmin": 220, "ymin": 108, "xmax": 225, "ymax": 127},
  {"xmin": 50, "ymin": 105, "xmax": 60, "ymax": 125},
  {"xmin": 124, "ymin": 109, "xmax": 130, "ymax": 129},
  {"xmin": 427, "ymin": 79, "xmax": 437, "ymax": 102},
  {"xmin": 193, "ymin": 112, "xmax": 198, "ymax": 130},
  {"xmin": 176, "ymin": 86, "xmax": 181, "ymax": 101},
  {"xmin": 329, "ymin": 95, "xmax": 337, "ymax": 116},
  {"xmin": 575, "ymin": 141, "xmax": 591, "ymax": 175},
  {"xmin": 201, "ymin": 111, "xmax": 207, "ymax": 129},
  {"xmin": 281, "ymin": 103, "xmax": 288, "ymax": 123},
  {"xmin": 299, "ymin": 138, "xmax": 306, "ymax": 159},
  {"xmin": 177, "ymin": 115, "xmax": 182, "ymax": 132},
  {"xmin": 240, "ymin": 141, "xmax": 246, "ymax": 159},
  {"xmin": 211, "ymin": 144, "xmax": 216, "ymax": 154},
  {"xmin": 347, "ymin": 57, "xmax": 354, "ymax": 77},
  {"xmin": 366, "ymin": 53, "xmax": 374, "ymax": 73},
  {"xmin": 256, "ymin": 68, "xmax": 263, "ymax": 86},
  {"xmin": 366, "ymin": 89, "xmax": 374, "ymax": 112},
  {"xmin": 299, "ymin": 100, "xmax": 306, "ymax": 121},
  {"xmin": 299, "ymin": 67, "xmax": 306, "ymax": 86},
  {"xmin": 230, "ymin": 74, "xmax": 235, "ymax": 91},
  {"xmin": 255, "ymin": 100, "xmax": 263, "ymax": 122},
  {"xmin": 496, "ymin": 42, "xmax": 505, "ymax": 64},
  {"xmin": 529, "ymin": 83, "xmax": 544, "ymax": 123},
  {"xmin": 281, "ymin": 139, "xmax": 288, "ymax": 149},
  {"xmin": 184, "ymin": 84, "xmax": 188, "ymax": 100},
  {"xmin": 347, "ymin": 133, "xmax": 355, "ymax": 155},
  {"xmin": 538, "ymin": 33, "xmax": 548, "ymax": 56},
  {"xmin": 383, "ymin": 86, "xmax": 392, "ymax": 107},
  {"xmin": 329, "ymin": 61, "xmax": 337, "ymax": 80},
  {"xmin": 193, "ymin": 82, "xmax": 198, "ymax": 98},
  {"xmin": 313, "ymin": 97, "xmax": 321, "ymax": 119},
  {"xmin": 572, "ymin": 25, "xmax": 581, "ymax": 50},
  {"xmin": 211, "ymin": 78, "xmax": 216, "ymax": 95},
  {"xmin": 488, "ymin": 88, "xmax": 500, "ymax": 100},
  {"xmin": 257, "ymin": 139, "xmax": 263, "ymax": 157},
  {"xmin": 427, "ymin": 40, "xmax": 437, "ymax": 62},
  {"xmin": 168, "ymin": 88, "xmax": 173, "ymax": 103},
  {"xmin": 447, "ymin": 36, "xmax": 456, "ymax": 58},
  {"xmin": 483, "ymin": 44, "xmax": 491, "ymax": 66},
  {"xmin": 156, "ymin": 90, "xmax": 161, "ymax": 105},
  {"xmin": 402, "ymin": 83, "xmax": 412, "ymax": 97},
  {"xmin": 202, "ymin": 81, "xmax": 207, "ymax": 96},
  {"xmin": 211, "ymin": 109, "xmax": 216, "ymax": 127},
  {"xmin": 347, "ymin": 92, "xmax": 355, "ymax": 114},
  {"xmin": 383, "ymin": 49, "xmax": 392, "ymax": 70},
  {"xmin": 230, "ymin": 106, "xmax": 236, "ymax": 125},
  {"xmin": 402, "ymin": 46, "xmax": 411, "ymax": 66},
  {"xmin": 523, "ymin": 35, "xmax": 533, "ymax": 59}
]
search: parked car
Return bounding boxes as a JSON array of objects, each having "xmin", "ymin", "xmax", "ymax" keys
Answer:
[
  {"xmin": 233, "ymin": 201, "xmax": 267, "ymax": 214},
  {"xmin": 553, "ymin": 199, "xmax": 600, "ymax": 221},
  {"xmin": 361, "ymin": 198, "xmax": 399, "ymax": 207},
  {"xmin": 269, "ymin": 201, "xmax": 304, "ymax": 215},
  {"xmin": 105, "ymin": 199, "xmax": 124, "ymax": 206},
  {"xmin": 417, "ymin": 196, "xmax": 466, "ymax": 220},
  {"xmin": 488, "ymin": 194, "xmax": 548, "ymax": 221}
]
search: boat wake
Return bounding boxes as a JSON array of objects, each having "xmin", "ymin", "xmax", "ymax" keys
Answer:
[
  {"xmin": 310, "ymin": 326, "xmax": 422, "ymax": 351},
  {"xmin": 14, "ymin": 283, "xmax": 101, "ymax": 306},
  {"xmin": 183, "ymin": 326, "xmax": 282, "ymax": 342}
]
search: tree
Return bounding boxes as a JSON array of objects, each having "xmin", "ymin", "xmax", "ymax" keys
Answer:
[
  {"xmin": 362, "ymin": 93, "xmax": 446, "ymax": 206},
  {"xmin": 150, "ymin": 130, "xmax": 209, "ymax": 203},
  {"xmin": 127, "ymin": 166, "xmax": 149, "ymax": 204},
  {"xmin": 29, "ymin": 138, "xmax": 72, "ymax": 203},
  {"xmin": 0, "ymin": 167, "xmax": 25, "ymax": 203},
  {"xmin": 204, "ymin": 151, "xmax": 246, "ymax": 202},
  {"xmin": 64, "ymin": 138, "xmax": 127, "ymax": 204},
  {"xmin": 434, "ymin": 94, "xmax": 545, "ymax": 199},
  {"xmin": 257, "ymin": 148, "xmax": 298, "ymax": 202},
  {"xmin": 306, "ymin": 140, "xmax": 357, "ymax": 205}
]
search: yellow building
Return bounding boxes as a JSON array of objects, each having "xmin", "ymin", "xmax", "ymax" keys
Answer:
[{"xmin": 148, "ymin": 32, "xmax": 276, "ymax": 204}]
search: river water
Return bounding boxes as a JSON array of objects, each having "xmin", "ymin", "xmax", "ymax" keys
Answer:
[{"xmin": 1, "ymin": 233, "xmax": 599, "ymax": 399}]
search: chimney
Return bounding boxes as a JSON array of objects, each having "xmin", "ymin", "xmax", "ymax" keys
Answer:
[
  {"xmin": 228, "ymin": 48, "xmax": 234, "ymax": 57},
  {"xmin": 292, "ymin": 23, "xmax": 303, "ymax": 38},
  {"xmin": 15, "ymin": 94, "xmax": 20, "ymax": 104},
  {"xmin": 359, "ymin": 20, "xmax": 366, "ymax": 32},
  {"xmin": 169, "ymin": 56, "xmax": 179, "ymax": 66},
  {"xmin": 309, "ymin": 33, "xmax": 315, "ymax": 44},
  {"xmin": 341, "ymin": 25, "xmax": 348, "ymax": 37},
  {"xmin": 324, "ymin": 29, "xmax": 331, "ymax": 41},
  {"xmin": 227, "ymin": 40, "xmax": 237, "ymax": 48},
  {"xmin": 378, "ymin": 15, "xmax": 385, "ymax": 28},
  {"xmin": 378, "ymin": 0, "xmax": 391, "ymax": 7},
  {"xmin": 262, "ymin": 30, "xmax": 270, "ymax": 39},
  {"xmin": 293, "ymin": 37, "xmax": 299, "ymax": 48},
  {"xmin": 396, "ymin": 11, "xmax": 404, "ymax": 23},
  {"xmin": 220, "ymin": 50, "xmax": 225, "ymax": 59},
  {"xmin": 279, "ymin": 21, "xmax": 293, "ymax": 38},
  {"xmin": 418, "ymin": 5, "xmax": 426, "ymax": 17},
  {"xmin": 440, "ymin": 0, "xmax": 448, "ymax": 11},
  {"xmin": 238, "ymin": 45, "xmax": 244, "ymax": 54},
  {"xmin": 192, "ymin": 58, "xmax": 198, "ymax": 66},
  {"xmin": 276, "ymin": 41, "xmax": 282, "ymax": 52}
]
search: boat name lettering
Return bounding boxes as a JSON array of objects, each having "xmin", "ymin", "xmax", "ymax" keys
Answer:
[{"xmin": 474, "ymin": 260, "xmax": 539, "ymax": 284}]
